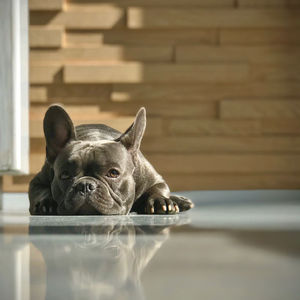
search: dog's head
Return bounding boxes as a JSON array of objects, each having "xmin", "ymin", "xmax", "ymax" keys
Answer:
[{"xmin": 44, "ymin": 105, "xmax": 146, "ymax": 215}]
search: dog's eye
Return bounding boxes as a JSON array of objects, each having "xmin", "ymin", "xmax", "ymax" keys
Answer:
[
  {"xmin": 106, "ymin": 169, "xmax": 120, "ymax": 178},
  {"xmin": 60, "ymin": 171, "xmax": 70, "ymax": 180}
]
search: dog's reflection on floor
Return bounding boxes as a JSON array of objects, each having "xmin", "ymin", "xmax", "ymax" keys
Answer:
[{"xmin": 30, "ymin": 217, "xmax": 171, "ymax": 300}]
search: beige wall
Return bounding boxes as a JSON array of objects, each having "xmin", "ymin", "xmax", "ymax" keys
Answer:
[{"xmin": 3, "ymin": 0, "xmax": 300, "ymax": 192}]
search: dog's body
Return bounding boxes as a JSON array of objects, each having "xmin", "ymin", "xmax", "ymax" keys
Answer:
[{"xmin": 29, "ymin": 105, "xmax": 193, "ymax": 215}]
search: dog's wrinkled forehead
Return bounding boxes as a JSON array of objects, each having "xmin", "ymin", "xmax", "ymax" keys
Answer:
[{"xmin": 54, "ymin": 140, "xmax": 133, "ymax": 172}]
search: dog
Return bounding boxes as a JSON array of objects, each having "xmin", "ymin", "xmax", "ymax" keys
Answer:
[{"xmin": 29, "ymin": 105, "xmax": 194, "ymax": 215}]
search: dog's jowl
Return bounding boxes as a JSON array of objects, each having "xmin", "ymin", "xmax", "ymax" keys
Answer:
[{"xmin": 29, "ymin": 105, "xmax": 194, "ymax": 215}]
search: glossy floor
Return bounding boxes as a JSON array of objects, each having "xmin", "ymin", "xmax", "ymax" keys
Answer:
[{"xmin": 1, "ymin": 191, "xmax": 300, "ymax": 300}]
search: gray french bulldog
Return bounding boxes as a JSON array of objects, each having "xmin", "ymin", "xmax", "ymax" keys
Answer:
[{"xmin": 29, "ymin": 105, "xmax": 194, "ymax": 215}]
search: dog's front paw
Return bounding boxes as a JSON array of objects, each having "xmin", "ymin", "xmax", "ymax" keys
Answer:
[
  {"xmin": 144, "ymin": 196, "xmax": 179, "ymax": 215},
  {"xmin": 33, "ymin": 199, "xmax": 57, "ymax": 215},
  {"xmin": 169, "ymin": 195, "xmax": 194, "ymax": 212}
]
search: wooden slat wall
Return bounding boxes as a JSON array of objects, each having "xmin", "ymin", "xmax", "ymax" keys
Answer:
[{"xmin": 3, "ymin": 0, "xmax": 300, "ymax": 192}]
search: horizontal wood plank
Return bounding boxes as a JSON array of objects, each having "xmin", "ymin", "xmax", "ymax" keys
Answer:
[
  {"xmin": 167, "ymin": 119, "xmax": 261, "ymax": 136},
  {"xmin": 30, "ymin": 5, "xmax": 125, "ymax": 29},
  {"xmin": 30, "ymin": 46, "xmax": 173, "ymax": 63},
  {"xmin": 142, "ymin": 136, "xmax": 300, "ymax": 153},
  {"xmin": 2, "ymin": 176, "xmax": 33, "ymax": 193},
  {"xmin": 31, "ymin": 84, "xmax": 111, "ymax": 103},
  {"xmin": 102, "ymin": 102, "xmax": 217, "ymax": 117},
  {"xmin": 68, "ymin": 0, "xmax": 234, "ymax": 7},
  {"xmin": 128, "ymin": 8, "xmax": 300, "ymax": 28},
  {"xmin": 30, "ymin": 138, "xmax": 46, "ymax": 153},
  {"xmin": 66, "ymin": 29, "xmax": 218, "ymax": 46},
  {"xmin": 112, "ymin": 82, "xmax": 300, "ymax": 102},
  {"xmin": 238, "ymin": 0, "xmax": 300, "ymax": 7},
  {"xmin": 262, "ymin": 119, "xmax": 300, "ymax": 134},
  {"xmin": 176, "ymin": 45, "xmax": 300, "ymax": 64},
  {"xmin": 220, "ymin": 100, "xmax": 300, "ymax": 119},
  {"xmin": 220, "ymin": 29, "xmax": 300, "ymax": 45},
  {"xmin": 30, "ymin": 86, "xmax": 47, "ymax": 103},
  {"xmin": 289, "ymin": 0, "xmax": 300, "ymax": 5},
  {"xmin": 64, "ymin": 63, "xmax": 249, "ymax": 83},
  {"xmin": 29, "ymin": 0, "xmax": 63, "ymax": 11},
  {"xmin": 30, "ymin": 65, "xmax": 62, "ymax": 84},
  {"xmin": 165, "ymin": 173, "xmax": 300, "ymax": 191},
  {"xmin": 237, "ymin": 0, "xmax": 288, "ymax": 7},
  {"xmin": 146, "ymin": 154, "xmax": 300, "ymax": 173},
  {"xmin": 29, "ymin": 154, "xmax": 45, "ymax": 174},
  {"xmin": 29, "ymin": 26, "xmax": 63, "ymax": 48},
  {"xmin": 251, "ymin": 64, "xmax": 300, "ymax": 81}
]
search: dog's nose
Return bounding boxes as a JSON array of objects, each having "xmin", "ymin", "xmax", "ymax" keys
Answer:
[{"xmin": 76, "ymin": 181, "xmax": 96, "ymax": 195}]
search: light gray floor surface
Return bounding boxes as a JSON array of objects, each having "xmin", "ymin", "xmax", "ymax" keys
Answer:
[{"xmin": 1, "ymin": 190, "xmax": 300, "ymax": 300}]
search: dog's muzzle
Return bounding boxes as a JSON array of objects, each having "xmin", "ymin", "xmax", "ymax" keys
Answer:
[
  {"xmin": 62, "ymin": 176, "xmax": 125, "ymax": 215},
  {"xmin": 75, "ymin": 179, "xmax": 97, "ymax": 196}
]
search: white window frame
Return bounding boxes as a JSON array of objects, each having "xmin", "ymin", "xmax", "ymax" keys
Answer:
[{"xmin": 0, "ymin": 0, "xmax": 29, "ymax": 174}]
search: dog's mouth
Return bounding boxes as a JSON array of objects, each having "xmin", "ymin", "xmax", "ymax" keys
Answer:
[
  {"xmin": 75, "ymin": 202, "xmax": 100, "ymax": 215},
  {"xmin": 58, "ymin": 178, "xmax": 126, "ymax": 215}
]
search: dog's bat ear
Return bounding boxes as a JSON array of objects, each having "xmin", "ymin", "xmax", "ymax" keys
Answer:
[
  {"xmin": 116, "ymin": 107, "xmax": 146, "ymax": 154},
  {"xmin": 43, "ymin": 105, "xmax": 76, "ymax": 164}
]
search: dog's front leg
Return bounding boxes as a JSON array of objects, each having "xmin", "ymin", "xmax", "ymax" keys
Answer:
[
  {"xmin": 29, "ymin": 162, "xmax": 57, "ymax": 215},
  {"xmin": 132, "ymin": 182, "xmax": 193, "ymax": 215}
]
